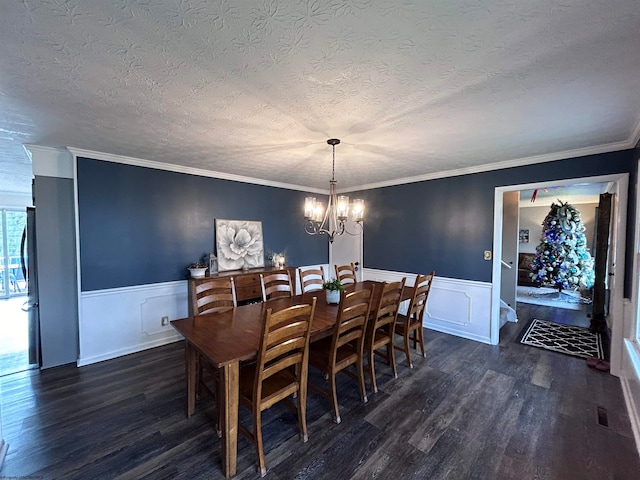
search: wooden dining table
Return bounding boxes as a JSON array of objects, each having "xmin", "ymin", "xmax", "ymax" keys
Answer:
[{"xmin": 170, "ymin": 280, "xmax": 408, "ymax": 478}]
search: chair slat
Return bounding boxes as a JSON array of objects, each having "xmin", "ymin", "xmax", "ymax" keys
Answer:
[{"xmin": 299, "ymin": 266, "xmax": 326, "ymax": 293}]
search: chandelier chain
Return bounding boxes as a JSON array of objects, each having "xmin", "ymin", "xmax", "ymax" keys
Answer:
[{"xmin": 332, "ymin": 143, "xmax": 336, "ymax": 182}]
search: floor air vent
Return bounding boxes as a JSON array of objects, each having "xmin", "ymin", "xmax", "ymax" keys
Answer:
[{"xmin": 597, "ymin": 406, "xmax": 609, "ymax": 427}]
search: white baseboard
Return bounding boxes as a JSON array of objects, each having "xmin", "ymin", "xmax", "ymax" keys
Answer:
[{"xmin": 77, "ymin": 334, "xmax": 183, "ymax": 367}]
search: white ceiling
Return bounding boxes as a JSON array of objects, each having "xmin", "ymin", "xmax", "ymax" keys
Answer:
[{"xmin": 1, "ymin": 1, "xmax": 639, "ymax": 195}]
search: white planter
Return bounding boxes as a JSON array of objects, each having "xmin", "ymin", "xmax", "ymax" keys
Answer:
[
  {"xmin": 325, "ymin": 289, "xmax": 340, "ymax": 304},
  {"xmin": 188, "ymin": 267, "xmax": 207, "ymax": 278}
]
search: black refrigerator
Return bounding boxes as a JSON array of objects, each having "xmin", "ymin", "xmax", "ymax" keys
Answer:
[{"xmin": 20, "ymin": 206, "xmax": 40, "ymax": 367}]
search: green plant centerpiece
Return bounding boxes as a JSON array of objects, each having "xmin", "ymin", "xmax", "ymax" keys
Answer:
[{"xmin": 322, "ymin": 278, "xmax": 344, "ymax": 304}]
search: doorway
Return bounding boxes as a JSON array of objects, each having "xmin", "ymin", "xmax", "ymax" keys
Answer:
[
  {"xmin": 329, "ymin": 220, "xmax": 363, "ymax": 281},
  {"xmin": 0, "ymin": 209, "xmax": 32, "ymax": 376},
  {"xmin": 513, "ymin": 185, "xmax": 606, "ymax": 316},
  {"xmin": 491, "ymin": 173, "xmax": 628, "ymax": 375}
]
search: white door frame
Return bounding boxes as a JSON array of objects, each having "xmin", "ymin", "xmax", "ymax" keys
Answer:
[
  {"xmin": 329, "ymin": 220, "xmax": 364, "ymax": 281},
  {"xmin": 491, "ymin": 173, "xmax": 628, "ymax": 376}
]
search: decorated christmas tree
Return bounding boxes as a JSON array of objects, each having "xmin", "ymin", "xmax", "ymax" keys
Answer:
[{"xmin": 530, "ymin": 200, "xmax": 595, "ymax": 291}]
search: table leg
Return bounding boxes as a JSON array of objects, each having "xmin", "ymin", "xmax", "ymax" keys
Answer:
[
  {"xmin": 185, "ymin": 342, "xmax": 197, "ymax": 417},
  {"xmin": 220, "ymin": 361, "xmax": 239, "ymax": 478}
]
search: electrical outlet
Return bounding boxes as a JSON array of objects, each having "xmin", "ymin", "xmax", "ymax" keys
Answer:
[
  {"xmin": 483, "ymin": 250, "xmax": 492, "ymax": 260},
  {"xmin": 161, "ymin": 316, "xmax": 169, "ymax": 326}
]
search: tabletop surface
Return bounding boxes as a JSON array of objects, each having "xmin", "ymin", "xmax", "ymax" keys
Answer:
[{"xmin": 171, "ymin": 281, "xmax": 383, "ymax": 368}]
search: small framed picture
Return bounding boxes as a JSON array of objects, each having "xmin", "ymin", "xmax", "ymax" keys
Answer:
[
  {"xmin": 208, "ymin": 253, "xmax": 218, "ymax": 274},
  {"xmin": 519, "ymin": 229, "xmax": 529, "ymax": 243}
]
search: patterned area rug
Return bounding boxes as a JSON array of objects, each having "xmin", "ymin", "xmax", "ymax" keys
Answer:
[{"xmin": 518, "ymin": 318, "xmax": 604, "ymax": 360}]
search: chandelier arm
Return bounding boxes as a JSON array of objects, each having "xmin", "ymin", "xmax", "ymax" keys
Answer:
[
  {"xmin": 343, "ymin": 221, "xmax": 363, "ymax": 236},
  {"xmin": 305, "ymin": 220, "xmax": 329, "ymax": 237},
  {"xmin": 304, "ymin": 220, "xmax": 319, "ymax": 235}
]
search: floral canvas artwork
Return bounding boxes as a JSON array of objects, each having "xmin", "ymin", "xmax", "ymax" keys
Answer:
[{"xmin": 215, "ymin": 219, "xmax": 264, "ymax": 272}]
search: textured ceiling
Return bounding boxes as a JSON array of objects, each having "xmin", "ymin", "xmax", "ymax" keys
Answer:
[{"xmin": 1, "ymin": 0, "xmax": 639, "ymax": 195}]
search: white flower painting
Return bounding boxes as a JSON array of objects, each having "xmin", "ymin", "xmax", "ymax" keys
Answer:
[{"xmin": 215, "ymin": 219, "xmax": 264, "ymax": 272}]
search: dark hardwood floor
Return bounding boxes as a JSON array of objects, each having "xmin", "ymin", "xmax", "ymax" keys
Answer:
[{"xmin": 1, "ymin": 302, "xmax": 638, "ymax": 479}]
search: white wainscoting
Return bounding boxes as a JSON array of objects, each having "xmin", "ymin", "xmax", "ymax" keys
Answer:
[
  {"xmin": 621, "ymin": 338, "xmax": 640, "ymax": 457},
  {"xmin": 364, "ymin": 268, "xmax": 493, "ymax": 344},
  {"xmin": 78, "ymin": 281, "xmax": 188, "ymax": 366},
  {"xmin": 77, "ymin": 267, "xmax": 494, "ymax": 367},
  {"xmin": 621, "ymin": 300, "xmax": 640, "ymax": 456}
]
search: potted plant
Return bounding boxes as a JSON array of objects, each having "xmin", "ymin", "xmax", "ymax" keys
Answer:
[
  {"xmin": 322, "ymin": 278, "xmax": 344, "ymax": 304},
  {"xmin": 187, "ymin": 260, "xmax": 208, "ymax": 278}
]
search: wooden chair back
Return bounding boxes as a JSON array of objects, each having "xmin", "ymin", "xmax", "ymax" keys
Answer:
[
  {"xmin": 190, "ymin": 276, "xmax": 237, "ymax": 436},
  {"xmin": 253, "ymin": 300, "xmax": 316, "ymax": 410},
  {"xmin": 299, "ymin": 266, "xmax": 326, "ymax": 293},
  {"xmin": 394, "ymin": 271, "xmax": 434, "ymax": 368},
  {"xmin": 239, "ymin": 299, "xmax": 317, "ymax": 475},
  {"xmin": 365, "ymin": 278, "xmax": 406, "ymax": 393},
  {"xmin": 334, "ymin": 263, "xmax": 357, "ymax": 284},
  {"xmin": 308, "ymin": 288, "xmax": 372, "ymax": 423},
  {"xmin": 260, "ymin": 271, "xmax": 293, "ymax": 301},
  {"xmin": 330, "ymin": 289, "xmax": 372, "ymax": 364},
  {"xmin": 405, "ymin": 271, "xmax": 435, "ymax": 326},
  {"xmin": 371, "ymin": 279, "xmax": 406, "ymax": 333},
  {"xmin": 191, "ymin": 277, "xmax": 237, "ymax": 315}
]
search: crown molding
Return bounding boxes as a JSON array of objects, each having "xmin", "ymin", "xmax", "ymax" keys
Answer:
[
  {"xmin": 23, "ymin": 144, "xmax": 74, "ymax": 179},
  {"xmin": 60, "ymin": 126, "xmax": 639, "ymax": 196},
  {"xmin": 66, "ymin": 147, "xmax": 329, "ymax": 195},
  {"xmin": 346, "ymin": 138, "xmax": 635, "ymax": 192}
]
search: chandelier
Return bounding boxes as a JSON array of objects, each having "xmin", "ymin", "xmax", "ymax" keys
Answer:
[{"xmin": 304, "ymin": 139, "xmax": 364, "ymax": 243}]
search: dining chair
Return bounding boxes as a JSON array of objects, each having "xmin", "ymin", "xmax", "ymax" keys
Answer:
[
  {"xmin": 394, "ymin": 272, "xmax": 435, "ymax": 368},
  {"xmin": 299, "ymin": 266, "xmax": 325, "ymax": 293},
  {"xmin": 260, "ymin": 271, "xmax": 294, "ymax": 301},
  {"xmin": 334, "ymin": 262, "xmax": 357, "ymax": 284},
  {"xmin": 191, "ymin": 276, "xmax": 237, "ymax": 315},
  {"xmin": 364, "ymin": 278, "xmax": 406, "ymax": 394},
  {"xmin": 308, "ymin": 288, "xmax": 373, "ymax": 424},
  {"xmin": 238, "ymin": 299, "xmax": 317, "ymax": 477},
  {"xmin": 191, "ymin": 276, "xmax": 237, "ymax": 436}
]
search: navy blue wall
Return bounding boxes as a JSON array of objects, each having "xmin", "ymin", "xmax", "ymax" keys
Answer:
[
  {"xmin": 359, "ymin": 150, "xmax": 636, "ymax": 292},
  {"xmin": 78, "ymin": 150, "xmax": 637, "ymax": 295},
  {"xmin": 77, "ymin": 158, "xmax": 327, "ymax": 291}
]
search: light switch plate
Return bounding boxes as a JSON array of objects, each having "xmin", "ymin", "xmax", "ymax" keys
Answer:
[{"xmin": 483, "ymin": 250, "xmax": 492, "ymax": 260}]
